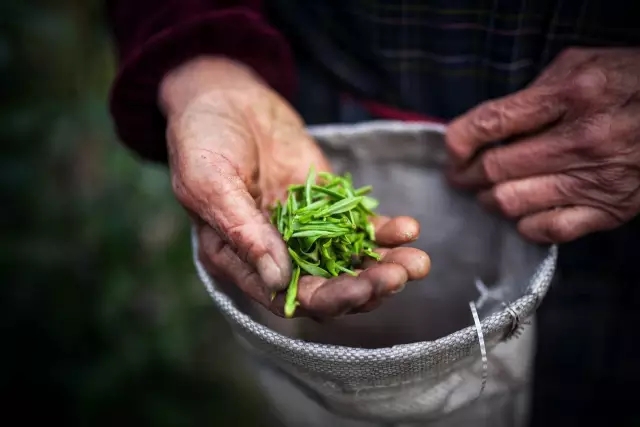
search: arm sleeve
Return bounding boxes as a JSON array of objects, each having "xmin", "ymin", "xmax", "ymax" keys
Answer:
[{"xmin": 106, "ymin": 0, "xmax": 296, "ymax": 162}]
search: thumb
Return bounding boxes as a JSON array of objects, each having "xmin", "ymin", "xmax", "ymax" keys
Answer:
[{"xmin": 173, "ymin": 155, "xmax": 291, "ymax": 292}]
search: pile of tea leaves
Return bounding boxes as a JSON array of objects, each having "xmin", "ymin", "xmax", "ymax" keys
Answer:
[{"xmin": 269, "ymin": 167, "xmax": 381, "ymax": 318}]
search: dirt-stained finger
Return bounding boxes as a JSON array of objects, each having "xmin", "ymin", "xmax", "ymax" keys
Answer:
[
  {"xmin": 173, "ymin": 155, "xmax": 291, "ymax": 292},
  {"xmin": 358, "ymin": 263, "xmax": 408, "ymax": 296},
  {"xmin": 268, "ymin": 258, "xmax": 423, "ymax": 318},
  {"xmin": 372, "ymin": 216, "xmax": 421, "ymax": 246},
  {"xmin": 302, "ymin": 275, "xmax": 373, "ymax": 317},
  {"xmin": 344, "ymin": 263, "xmax": 409, "ymax": 314},
  {"xmin": 198, "ymin": 224, "xmax": 272, "ymax": 307},
  {"xmin": 362, "ymin": 247, "xmax": 431, "ymax": 280},
  {"xmin": 269, "ymin": 274, "xmax": 374, "ymax": 318}
]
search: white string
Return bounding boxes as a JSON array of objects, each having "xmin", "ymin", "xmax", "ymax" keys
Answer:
[{"xmin": 469, "ymin": 301, "xmax": 488, "ymax": 397}]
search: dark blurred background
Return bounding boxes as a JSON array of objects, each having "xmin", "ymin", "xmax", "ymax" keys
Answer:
[{"xmin": 1, "ymin": 1, "xmax": 270, "ymax": 425}]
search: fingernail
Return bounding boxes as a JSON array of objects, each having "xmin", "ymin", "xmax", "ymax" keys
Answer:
[
  {"xmin": 390, "ymin": 284, "xmax": 405, "ymax": 295},
  {"xmin": 403, "ymin": 230, "xmax": 417, "ymax": 241},
  {"xmin": 256, "ymin": 254, "xmax": 286, "ymax": 291}
]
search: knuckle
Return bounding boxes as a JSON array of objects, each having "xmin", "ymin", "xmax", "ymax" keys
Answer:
[
  {"xmin": 197, "ymin": 231, "xmax": 228, "ymax": 279},
  {"xmin": 561, "ymin": 116, "xmax": 612, "ymax": 159},
  {"xmin": 554, "ymin": 175, "xmax": 575, "ymax": 200},
  {"xmin": 234, "ymin": 266, "xmax": 257, "ymax": 287},
  {"xmin": 493, "ymin": 185, "xmax": 522, "ymax": 218},
  {"xmin": 564, "ymin": 130, "xmax": 598, "ymax": 159},
  {"xmin": 471, "ymin": 101, "xmax": 507, "ymax": 140},
  {"xmin": 566, "ymin": 68, "xmax": 608, "ymax": 102},
  {"xmin": 199, "ymin": 227, "xmax": 225, "ymax": 259},
  {"xmin": 446, "ymin": 124, "xmax": 471, "ymax": 160},
  {"xmin": 481, "ymin": 150, "xmax": 505, "ymax": 183},
  {"xmin": 224, "ymin": 221, "xmax": 268, "ymax": 261},
  {"xmin": 546, "ymin": 214, "xmax": 575, "ymax": 242},
  {"xmin": 199, "ymin": 251, "xmax": 224, "ymax": 280},
  {"xmin": 339, "ymin": 281, "xmax": 373, "ymax": 308}
]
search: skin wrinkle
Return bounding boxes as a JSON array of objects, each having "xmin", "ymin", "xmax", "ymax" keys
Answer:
[
  {"xmin": 208, "ymin": 247, "xmax": 271, "ymax": 307},
  {"xmin": 566, "ymin": 166, "xmax": 640, "ymax": 223},
  {"xmin": 448, "ymin": 86, "xmax": 568, "ymax": 165},
  {"xmin": 163, "ymin": 56, "xmax": 431, "ymax": 318},
  {"xmin": 447, "ymin": 47, "xmax": 640, "ymax": 244}
]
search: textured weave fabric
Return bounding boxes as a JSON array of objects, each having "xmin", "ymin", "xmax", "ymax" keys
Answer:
[{"xmin": 192, "ymin": 121, "xmax": 558, "ymax": 424}]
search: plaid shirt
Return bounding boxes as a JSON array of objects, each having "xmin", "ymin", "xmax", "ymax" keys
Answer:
[
  {"xmin": 346, "ymin": 0, "xmax": 640, "ymax": 119},
  {"xmin": 265, "ymin": 1, "xmax": 640, "ymax": 425},
  {"xmin": 270, "ymin": 0, "xmax": 640, "ymax": 121}
]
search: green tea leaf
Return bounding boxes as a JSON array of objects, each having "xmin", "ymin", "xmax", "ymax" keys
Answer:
[
  {"xmin": 315, "ymin": 196, "xmax": 364, "ymax": 217},
  {"xmin": 364, "ymin": 248, "xmax": 381, "ymax": 261},
  {"xmin": 361, "ymin": 196, "xmax": 379, "ymax": 211},
  {"xmin": 365, "ymin": 222, "xmax": 376, "ymax": 242},
  {"xmin": 295, "ymin": 199, "xmax": 329, "ymax": 214},
  {"xmin": 268, "ymin": 168, "xmax": 385, "ymax": 311},
  {"xmin": 288, "ymin": 248, "xmax": 331, "ymax": 278},
  {"xmin": 354, "ymin": 185, "xmax": 373, "ymax": 196},
  {"xmin": 305, "ymin": 165, "xmax": 315, "ymax": 206},
  {"xmin": 290, "ymin": 230, "xmax": 343, "ymax": 238},
  {"xmin": 284, "ymin": 265, "xmax": 301, "ymax": 318}
]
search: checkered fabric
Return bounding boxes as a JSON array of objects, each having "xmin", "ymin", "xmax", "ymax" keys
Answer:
[{"xmin": 340, "ymin": 0, "xmax": 640, "ymax": 118}]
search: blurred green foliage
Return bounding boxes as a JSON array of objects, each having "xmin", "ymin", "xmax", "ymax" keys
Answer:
[{"xmin": 1, "ymin": 1, "xmax": 269, "ymax": 425}]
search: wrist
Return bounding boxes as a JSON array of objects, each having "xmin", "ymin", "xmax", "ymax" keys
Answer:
[{"xmin": 158, "ymin": 56, "xmax": 269, "ymax": 117}]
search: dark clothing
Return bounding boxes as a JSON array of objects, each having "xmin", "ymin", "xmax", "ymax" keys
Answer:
[
  {"xmin": 106, "ymin": 0, "xmax": 296, "ymax": 163},
  {"xmin": 107, "ymin": 0, "xmax": 640, "ymax": 161},
  {"xmin": 106, "ymin": 1, "xmax": 640, "ymax": 425}
]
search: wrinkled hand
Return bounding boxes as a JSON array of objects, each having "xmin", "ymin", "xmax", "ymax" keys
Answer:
[
  {"xmin": 446, "ymin": 48, "xmax": 640, "ymax": 243},
  {"xmin": 160, "ymin": 57, "xmax": 430, "ymax": 318}
]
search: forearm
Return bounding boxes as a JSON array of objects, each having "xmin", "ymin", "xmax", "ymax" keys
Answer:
[{"xmin": 105, "ymin": 0, "xmax": 296, "ymax": 163}]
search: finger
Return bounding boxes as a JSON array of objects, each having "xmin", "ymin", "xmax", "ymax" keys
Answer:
[
  {"xmin": 533, "ymin": 48, "xmax": 596, "ymax": 86},
  {"xmin": 269, "ymin": 263, "xmax": 412, "ymax": 318},
  {"xmin": 349, "ymin": 264, "xmax": 410, "ymax": 313},
  {"xmin": 447, "ymin": 131, "xmax": 578, "ymax": 189},
  {"xmin": 358, "ymin": 263, "xmax": 409, "ymax": 296},
  {"xmin": 197, "ymin": 242, "xmax": 233, "ymax": 284},
  {"xmin": 175, "ymin": 157, "xmax": 290, "ymax": 291},
  {"xmin": 357, "ymin": 299, "xmax": 384, "ymax": 313},
  {"xmin": 446, "ymin": 85, "xmax": 567, "ymax": 165},
  {"xmin": 283, "ymin": 275, "xmax": 374, "ymax": 318},
  {"xmin": 477, "ymin": 174, "xmax": 575, "ymax": 219},
  {"xmin": 372, "ymin": 216, "xmax": 421, "ymax": 246},
  {"xmin": 349, "ymin": 267, "xmax": 378, "ymax": 313},
  {"xmin": 198, "ymin": 224, "xmax": 272, "ymax": 307},
  {"xmin": 300, "ymin": 263, "xmax": 408, "ymax": 317},
  {"xmin": 517, "ymin": 206, "xmax": 617, "ymax": 244},
  {"xmin": 362, "ymin": 247, "xmax": 431, "ymax": 280},
  {"xmin": 354, "ymin": 252, "xmax": 429, "ymax": 315}
]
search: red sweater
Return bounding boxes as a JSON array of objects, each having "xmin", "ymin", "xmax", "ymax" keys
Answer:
[
  {"xmin": 106, "ymin": 0, "xmax": 296, "ymax": 163},
  {"xmin": 106, "ymin": 0, "xmax": 440, "ymax": 163}
]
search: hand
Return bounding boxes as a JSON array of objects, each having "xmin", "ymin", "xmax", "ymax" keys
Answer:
[
  {"xmin": 446, "ymin": 48, "xmax": 640, "ymax": 244},
  {"xmin": 160, "ymin": 57, "xmax": 430, "ymax": 318}
]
